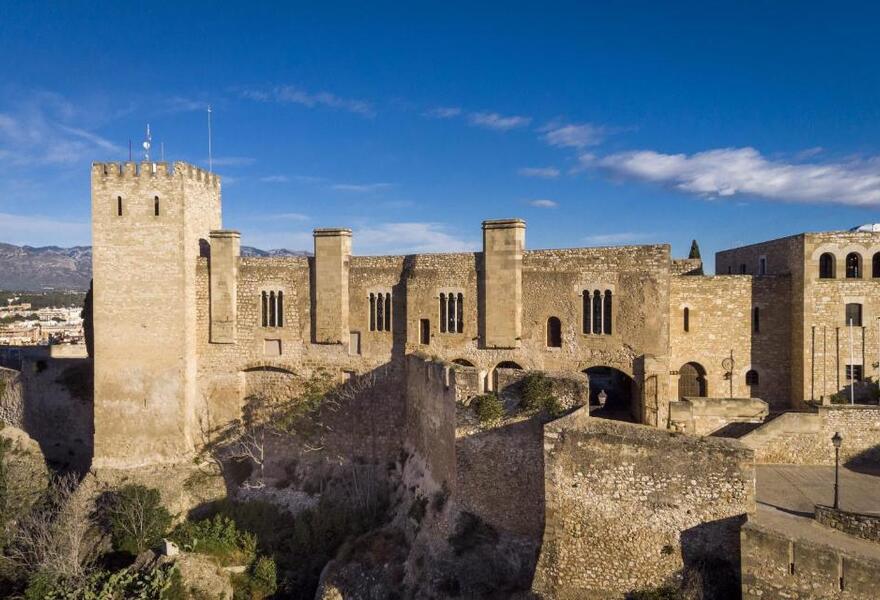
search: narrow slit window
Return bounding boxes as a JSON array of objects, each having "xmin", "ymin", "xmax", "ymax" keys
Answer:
[
  {"xmin": 456, "ymin": 293, "xmax": 464, "ymax": 333},
  {"xmin": 384, "ymin": 293, "xmax": 392, "ymax": 331},
  {"xmin": 277, "ymin": 291, "xmax": 283, "ymax": 327},
  {"xmin": 603, "ymin": 290, "xmax": 612, "ymax": 335},
  {"xmin": 269, "ymin": 291, "xmax": 276, "ymax": 327},
  {"xmin": 684, "ymin": 307, "xmax": 690, "ymax": 332},
  {"xmin": 592, "ymin": 290, "xmax": 602, "ymax": 334},
  {"xmin": 582, "ymin": 291, "xmax": 591, "ymax": 334},
  {"xmin": 447, "ymin": 293, "xmax": 455, "ymax": 333},
  {"xmin": 439, "ymin": 293, "xmax": 447, "ymax": 333},
  {"xmin": 154, "ymin": 196, "xmax": 160, "ymax": 216},
  {"xmin": 369, "ymin": 294, "xmax": 376, "ymax": 331},
  {"xmin": 753, "ymin": 306, "xmax": 760, "ymax": 333},
  {"xmin": 376, "ymin": 293, "xmax": 384, "ymax": 331},
  {"xmin": 261, "ymin": 292, "xmax": 268, "ymax": 327},
  {"xmin": 117, "ymin": 196, "xmax": 123, "ymax": 216}
]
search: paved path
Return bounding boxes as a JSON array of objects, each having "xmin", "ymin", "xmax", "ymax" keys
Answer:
[{"xmin": 756, "ymin": 464, "xmax": 880, "ymax": 516}]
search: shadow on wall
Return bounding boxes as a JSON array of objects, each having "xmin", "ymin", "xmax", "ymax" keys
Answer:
[
  {"xmin": 677, "ymin": 514, "xmax": 747, "ymax": 599},
  {"xmin": 20, "ymin": 356, "xmax": 94, "ymax": 474},
  {"xmin": 844, "ymin": 444, "xmax": 880, "ymax": 476}
]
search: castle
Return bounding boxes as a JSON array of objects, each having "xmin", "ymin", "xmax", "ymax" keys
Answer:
[{"xmin": 89, "ymin": 160, "xmax": 880, "ymax": 468}]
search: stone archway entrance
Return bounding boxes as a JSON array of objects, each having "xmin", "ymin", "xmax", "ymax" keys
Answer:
[
  {"xmin": 584, "ymin": 366, "xmax": 635, "ymax": 422},
  {"xmin": 678, "ymin": 362, "xmax": 707, "ymax": 399},
  {"xmin": 491, "ymin": 361, "xmax": 523, "ymax": 393}
]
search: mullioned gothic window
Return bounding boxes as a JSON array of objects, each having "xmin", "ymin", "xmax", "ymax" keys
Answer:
[
  {"xmin": 261, "ymin": 290, "xmax": 284, "ymax": 327},
  {"xmin": 439, "ymin": 292, "xmax": 464, "ymax": 333},
  {"xmin": 369, "ymin": 292, "xmax": 392, "ymax": 332},
  {"xmin": 582, "ymin": 289, "xmax": 613, "ymax": 335}
]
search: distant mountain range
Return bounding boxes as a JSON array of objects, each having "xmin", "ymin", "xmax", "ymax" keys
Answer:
[{"xmin": 0, "ymin": 243, "xmax": 310, "ymax": 291}]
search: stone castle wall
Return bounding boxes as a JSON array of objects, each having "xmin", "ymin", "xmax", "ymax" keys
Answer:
[
  {"xmin": 741, "ymin": 509, "xmax": 880, "ymax": 599},
  {"xmin": 534, "ymin": 413, "xmax": 755, "ymax": 598},
  {"xmin": 669, "ymin": 274, "xmax": 792, "ymax": 410},
  {"xmin": 742, "ymin": 405, "xmax": 880, "ymax": 467},
  {"xmin": 815, "ymin": 505, "xmax": 880, "ymax": 543}
]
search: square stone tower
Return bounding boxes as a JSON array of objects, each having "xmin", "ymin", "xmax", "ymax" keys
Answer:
[
  {"xmin": 482, "ymin": 219, "xmax": 525, "ymax": 348},
  {"xmin": 91, "ymin": 162, "xmax": 221, "ymax": 468}
]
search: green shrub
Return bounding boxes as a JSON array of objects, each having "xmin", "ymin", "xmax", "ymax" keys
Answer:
[
  {"xmin": 170, "ymin": 514, "xmax": 257, "ymax": 566},
  {"xmin": 520, "ymin": 373, "xmax": 563, "ymax": 417},
  {"xmin": 471, "ymin": 393, "xmax": 503, "ymax": 426},
  {"xmin": 106, "ymin": 484, "xmax": 172, "ymax": 555},
  {"xmin": 233, "ymin": 555, "xmax": 278, "ymax": 600},
  {"xmin": 26, "ymin": 563, "xmax": 180, "ymax": 599}
]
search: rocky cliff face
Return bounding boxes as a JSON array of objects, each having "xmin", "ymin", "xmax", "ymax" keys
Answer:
[{"xmin": 0, "ymin": 243, "xmax": 310, "ymax": 291}]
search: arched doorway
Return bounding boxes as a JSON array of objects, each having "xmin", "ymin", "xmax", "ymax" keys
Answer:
[
  {"xmin": 678, "ymin": 362, "xmax": 707, "ymax": 399},
  {"xmin": 491, "ymin": 361, "xmax": 523, "ymax": 393},
  {"xmin": 584, "ymin": 366, "xmax": 635, "ymax": 421},
  {"xmin": 452, "ymin": 358, "xmax": 475, "ymax": 367}
]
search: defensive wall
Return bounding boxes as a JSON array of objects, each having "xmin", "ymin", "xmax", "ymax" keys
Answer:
[
  {"xmin": 740, "ymin": 405, "xmax": 880, "ymax": 467},
  {"xmin": 533, "ymin": 410, "xmax": 755, "ymax": 598},
  {"xmin": 741, "ymin": 506, "xmax": 880, "ymax": 599}
]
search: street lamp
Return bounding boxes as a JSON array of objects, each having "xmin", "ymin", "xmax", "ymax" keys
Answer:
[{"xmin": 832, "ymin": 432, "xmax": 843, "ymax": 509}]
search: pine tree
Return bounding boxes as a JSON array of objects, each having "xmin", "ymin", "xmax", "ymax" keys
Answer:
[{"xmin": 688, "ymin": 240, "xmax": 701, "ymax": 260}]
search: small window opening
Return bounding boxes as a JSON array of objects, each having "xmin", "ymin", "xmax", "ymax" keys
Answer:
[
  {"xmin": 154, "ymin": 196, "xmax": 160, "ymax": 216},
  {"xmin": 846, "ymin": 253, "xmax": 862, "ymax": 278},
  {"xmin": 845, "ymin": 303, "xmax": 862, "ymax": 327},
  {"xmin": 547, "ymin": 317, "xmax": 562, "ymax": 347},
  {"xmin": 116, "ymin": 196, "xmax": 123, "ymax": 216},
  {"xmin": 746, "ymin": 370, "xmax": 759, "ymax": 386},
  {"xmin": 683, "ymin": 307, "xmax": 690, "ymax": 332},
  {"xmin": 420, "ymin": 319, "xmax": 430, "ymax": 345},
  {"xmin": 846, "ymin": 364, "xmax": 863, "ymax": 382},
  {"xmin": 819, "ymin": 253, "xmax": 836, "ymax": 279},
  {"xmin": 753, "ymin": 306, "xmax": 760, "ymax": 333}
]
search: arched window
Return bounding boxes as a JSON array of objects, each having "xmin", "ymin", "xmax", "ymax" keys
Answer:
[
  {"xmin": 376, "ymin": 294, "xmax": 385, "ymax": 331},
  {"xmin": 873, "ymin": 253, "xmax": 880, "ymax": 278},
  {"xmin": 592, "ymin": 290, "xmax": 602, "ymax": 334},
  {"xmin": 683, "ymin": 307, "xmax": 690, "ymax": 332},
  {"xmin": 603, "ymin": 290, "xmax": 612, "ymax": 335},
  {"xmin": 819, "ymin": 253, "xmax": 836, "ymax": 279},
  {"xmin": 753, "ymin": 307, "xmax": 760, "ymax": 333},
  {"xmin": 439, "ymin": 293, "xmax": 447, "ymax": 332},
  {"xmin": 154, "ymin": 196, "xmax": 160, "ymax": 216},
  {"xmin": 261, "ymin": 290, "xmax": 283, "ymax": 327},
  {"xmin": 582, "ymin": 291, "xmax": 591, "ymax": 334},
  {"xmin": 447, "ymin": 293, "xmax": 455, "ymax": 332},
  {"xmin": 547, "ymin": 317, "xmax": 562, "ymax": 347},
  {"xmin": 439, "ymin": 292, "xmax": 464, "ymax": 334},
  {"xmin": 746, "ymin": 370, "xmax": 759, "ymax": 386},
  {"xmin": 456, "ymin": 293, "xmax": 464, "ymax": 333},
  {"xmin": 370, "ymin": 292, "xmax": 392, "ymax": 332},
  {"xmin": 846, "ymin": 253, "xmax": 862, "ymax": 278}
]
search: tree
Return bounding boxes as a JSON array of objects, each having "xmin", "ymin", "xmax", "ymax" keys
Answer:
[
  {"xmin": 688, "ymin": 239, "xmax": 701, "ymax": 260},
  {"xmin": 105, "ymin": 485, "xmax": 172, "ymax": 555}
]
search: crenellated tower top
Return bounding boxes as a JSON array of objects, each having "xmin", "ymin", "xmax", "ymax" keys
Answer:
[{"xmin": 91, "ymin": 161, "xmax": 221, "ymax": 188}]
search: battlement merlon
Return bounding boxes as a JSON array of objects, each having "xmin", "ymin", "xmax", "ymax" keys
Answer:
[
  {"xmin": 91, "ymin": 161, "xmax": 221, "ymax": 188},
  {"xmin": 482, "ymin": 218, "xmax": 526, "ymax": 231}
]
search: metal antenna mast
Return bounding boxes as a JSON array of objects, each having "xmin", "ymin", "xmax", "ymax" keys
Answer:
[
  {"xmin": 142, "ymin": 124, "xmax": 152, "ymax": 161},
  {"xmin": 207, "ymin": 105, "xmax": 213, "ymax": 173}
]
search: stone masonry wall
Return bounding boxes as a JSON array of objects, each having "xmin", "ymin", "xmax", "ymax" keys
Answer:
[
  {"xmin": 744, "ymin": 405, "xmax": 880, "ymax": 467},
  {"xmin": 815, "ymin": 505, "xmax": 880, "ymax": 543},
  {"xmin": 741, "ymin": 512, "xmax": 880, "ymax": 599},
  {"xmin": 669, "ymin": 274, "xmax": 792, "ymax": 410},
  {"xmin": 534, "ymin": 412, "xmax": 755, "ymax": 599}
]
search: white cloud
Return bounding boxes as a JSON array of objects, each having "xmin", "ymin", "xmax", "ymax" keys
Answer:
[
  {"xmin": 354, "ymin": 222, "xmax": 478, "ymax": 254},
  {"xmin": 518, "ymin": 166, "xmax": 560, "ymax": 179},
  {"xmin": 241, "ymin": 85, "xmax": 375, "ymax": 117},
  {"xmin": 528, "ymin": 199, "xmax": 558, "ymax": 208},
  {"xmin": 424, "ymin": 106, "xmax": 462, "ymax": 119},
  {"xmin": 468, "ymin": 112, "xmax": 531, "ymax": 131},
  {"xmin": 0, "ymin": 92, "xmax": 125, "ymax": 165},
  {"xmin": 331, "ymin": 182, "xmax": 394, "ymax": 193},
  {"xmin": 594, "ymin": 147, "xmax": 880, "ymax": 206},
  {"xmin": 583, "ymin": 232, "xmax": 658, "ymax": 245},
  {"xmin": 0, "ymin": 212, "xmax": 90, "ymax": 246},
  {"xmin": 541, "ymin": 122, "xmax": 605, "ymax": 148},
  {"xmin": 259, "ymin": 175, "xmax": 289, "ymax": 183}
]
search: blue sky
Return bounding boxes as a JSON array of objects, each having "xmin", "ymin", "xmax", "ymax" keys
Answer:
[{"xmin": 0, "ymin": 2, "xmax": 878, "ymax": 269}]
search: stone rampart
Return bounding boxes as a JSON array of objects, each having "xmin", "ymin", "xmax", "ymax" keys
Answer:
[
  {"xmin": 742, "ymin": 507, "xmax": 880, "ymax": 599},
  {"xmin": 815, "ymin": 505, "xmax": 880, "ymax": 543},
  {"xmin": 742, "ymin": 405, "xmax": 880, "ymax": 467},
  {"xmin": 404, "ymin": 353, "xmax": 457, "ymax": 491},
  {"xmin": 669, "ymin": 396, "xmax": 769, "ymax": 435},
  {"xmin": 534, "ymin": 412, "xmax": 755, "ymax": 598}
]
